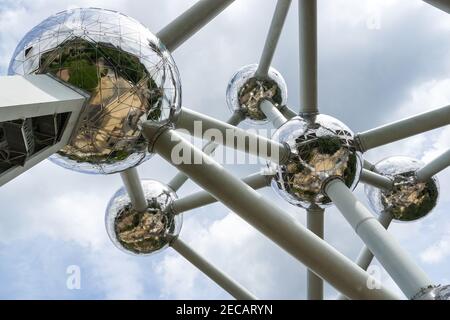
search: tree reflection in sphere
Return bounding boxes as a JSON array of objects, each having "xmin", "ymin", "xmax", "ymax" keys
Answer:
[
  {"xmin": 269, "ymin": 115, "xmax": 362, "ymax": 209},
  {"xmin": 226, "ymin": 64, "xmax": 287, "ymax": 124},
  {"xmin": 8, "ymin": 8, "xmax": 181, "ymax": 174},
  {"xmin": 105, "ymin": 180, "xmax": 181, "ymax": 255},
  {"xmin": 365, "ymin": 156, "xmax": 439, "ymax": 222}
]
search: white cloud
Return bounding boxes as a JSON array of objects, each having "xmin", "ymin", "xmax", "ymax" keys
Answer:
[
  {"xmin": 421, "ymin": 227, "xmax": 450, "ymax": 265},
  {"xmin": 89, "ymin": 248, "xmax": 146, "ymax": 300}
]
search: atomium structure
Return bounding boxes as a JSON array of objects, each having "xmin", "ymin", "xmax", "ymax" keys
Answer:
[{"xmin": 1, "ymin": 0, "xmax": 450, "ymax": 300}]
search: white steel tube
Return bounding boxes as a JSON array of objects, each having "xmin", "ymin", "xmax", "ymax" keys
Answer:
[
  {"xmin": 298, "ymin": 0, "xmax": 318, "ymax": 114},
  {"xmin": 279, "ymin": 105, "xmax": 298, "ymax": 120},
  {"xmin": 171, "ymin": 173, "xmax": 271, "ymax": 214},
  {"xmin": 337, "ymin": 211, "xmax": 393, "ymax": 300},
  {"xmin": 363, "ymin": 160, "xmax": 375, "ymax": 171},
  {"xmin": 171, "ymin": 238, "xmax": 257, "ymax": 300},
  {"xmin": 360, "ymin": 169, "xmax": 394, "ymax": 190},
  {"xmin": 260, "ymin": 100, "xmax": 288, "ymax": 128},
  {"xmin": 175, "ymin": 107, "xmax": 290, "ymax": 164},
  {"xmin": 168, "ymin": 111, "xmax": 244, "ymax": 191},
  {"xmin": 147, "ymin": 126, "xmax": 401, "ymax": 300},
  {"xmin": 157, "ymin": 0, "xmax": 236, "ymax": 52},
  {"xmin": 416, "ymin": 149, "xmax": 450, "ymax": 182},
  {"xmin": 423, "ymin": 0, "xmax": 450, "ymax": 14},
  {"xmin": 356, "ymin": 105, "xmax": 450, "ymax": 152},
  {"xmin": 120, "ymin": 167, "xmax": 148, "ymax": 213},
  {"xmin": 306, "ymin": 207, "xmax": 324, "ymax": 300},
  {"xmin": 255, "ymin": 0, "xmax": 292, "ymax": 78},
  {"xmin": 325, "ymin": 179, "xmax": 433, "ymax": 299},
  {"xmin": 354, "ymin": 212, "xmax": 393, "ymax": 270}
]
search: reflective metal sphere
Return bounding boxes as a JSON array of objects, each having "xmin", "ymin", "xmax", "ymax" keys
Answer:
[
  {"xmin": 226, "ymin": 64, "xmax": 287, "ymax": 124},
  {"xmin": 9, "ymin": 8, "xmax": 181, "ymax": 174},
  {"xmin": 270, "ymin": 115, "xmax": 362, "ymax": 209},
  {"xmin": 105, "ymin": 180, "xmax": 181, "ymax": 255},
  {"xmin": 365, "ymin": 156, "xmax": 439, "ymax": 222},
  {"xmin": 415, "ymin": 285, "xmax": 450, "ymax": 300}
]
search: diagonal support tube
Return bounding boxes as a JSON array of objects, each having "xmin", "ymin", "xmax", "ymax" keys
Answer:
[
  {"xmin": 144, "ymin": 125, "xmax": 401, "ymax": 300},
  {"xmin": 175, "ymin": 107, "xmax": 290, "ymax": 164},
  {"xmin": 260, "ymin": 100, "xmax": 288, "ymax": 128},
  {"xmin": 360, "ymin": 169, "xmax": 394, "ymax": 190},
  {"xmin": 255, "ymin": 0, "xmax": 292, "ymax": 78},
  {"xmin": 279, "ymin": 105, "xmax": 298, "ymax": 120},
  {"xmin": 299, "ymin": 0, "xmax": 318, "ymax": 114},
  {"xmin": 171, "ymin": 238, "xmax": 257, "ymax": 300},
  {"xmin": 416, "ymin": 148, "xmax": 450, "ymax": 182},
  {"xmin": 120, "ymin": 167, "xmax": 148, "ymax": 213},
  {"xmin": 337, "ymin": 211, "xmax": 393, "ymax": 300},
  {"xmin": 325, "ymin": 179, "xmax": 433, "ymax": 299},
  {"xmin": 172, "ymin": 172, "xmax": 271, "ymax": 214},
  {"xmin": 306, "ymin": 206, "xmax": 324, "ymax": 300},
  {"xmin": 356, "ymin": 105, "xmax": 450, "ymax": 152},
  {"xmin": 157, "ymin": 0, "xmax": 236, "ymax": 52},
  {"xmin": 168, "ymin": 111, "xmax": 244, "ymax": 191},
  {"xmin": 423, "ymin": 0, "xmax": 450, "ymax": 14}
]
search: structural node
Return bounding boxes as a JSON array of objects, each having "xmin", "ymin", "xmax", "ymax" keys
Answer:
[
  {"xmin": 270, "ymin": 115, "xmax": 362, "ymax": 209},
  {"xmin": 226, "ymin": 64, "xmax": 287, "ymax": 124},
  {"xmin": 9, "ymin": 8, "xmax": 181, "ymax": 175},
  {"xmin": 365, "ymin": 156, "xmax": 439, "ymax": 222},
  {"xmin": 105, "ymin": 179, "xmax": 182, "ymax": 255}
]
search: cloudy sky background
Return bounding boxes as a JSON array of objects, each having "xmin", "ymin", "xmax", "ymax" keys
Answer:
[{"xmin": 0, "ymin": 0, "xmax": 450, "ymax": 299}]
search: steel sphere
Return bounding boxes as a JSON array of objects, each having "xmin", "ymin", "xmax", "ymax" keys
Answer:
[
  {"xmin": 105, "ymin": 180, "xmax": 181, "ymax": 255},
  {"xmin": 226, "ymin": 64, "xmax": 287, "ymax": 124},
  {"xmin": 415, "ymin": 285, "xmax": 450, "ymax": 300},
  {"xmin": 8, "ymin": 8, "xmax": 181, "ymax": 174},
  {"xmin": 270, "ymin": 114, "xmax": 362, "ymax": 209},
  {"xmin": 365, "ymin": 156, "xmax": 439, "ymax": 222}
]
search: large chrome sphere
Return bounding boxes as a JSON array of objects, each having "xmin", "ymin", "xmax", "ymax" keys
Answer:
[
  {"xmin": 105, "ymin": 180, "xmax": 181, "ymax": 255},
  {"xmin": 415, "ymin": 285, "xmax": 450, "ymax": 300},
  {"xmin": 270, "ymin": 115, "xmax": 362, "ymax": 209},
  {"xmin": 8, "ymin": 8, "xmax": 181, "ymax": 174},
  {"xmin": 365, "ymin": 156, "xmax": 439, "ymax": 222},
  {"xmin": 226, "ymin": 64, "xmax": 287, "ymax": 124}
]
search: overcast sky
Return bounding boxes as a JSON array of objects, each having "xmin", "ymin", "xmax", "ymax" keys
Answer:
[{"xmin": 0, "ymin": 0, "xmax": 450, "ymax": 299}]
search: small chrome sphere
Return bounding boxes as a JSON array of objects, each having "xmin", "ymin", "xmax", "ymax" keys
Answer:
[
  {"xmin": 270, "ymin": 115, "xmax": 362, "ymax": 209},
  {"xmin": 365, "ymin": 156, "xmax": 439, "ymax": 222},
  {"xmin": 105, "ymin": 180, "xmax": 181, "ymax": 255},
  {"xmin": 226, "ymin": 64, "xmax": 287, "ymax": 124},
  {"xmin": 9, "ymin": 8, "xmax": 181, "ymax": 174}
]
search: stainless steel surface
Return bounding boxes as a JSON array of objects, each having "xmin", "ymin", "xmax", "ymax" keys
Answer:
[
  {"xmin": 365, "ymin": 157, "xmax": 439, "ymax": 222},
  {"xmin": 226, "ymin": 64, "xmax": 288, "ymax": 124},
  {"xmin": 105, "ymin": 179, "xmax": 181, "ymax": 255},
  {"xmin": 270, "ymin": 115, "xmax": 362, "ymax": 209},
  {"xmin": 9, "ymin": 8, "xmax": 181, "ymax": 174}
]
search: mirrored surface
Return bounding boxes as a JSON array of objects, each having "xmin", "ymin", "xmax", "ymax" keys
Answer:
[
  {"xmin": 365, "ymin": 156, "xmax": 439, "ymax": 222},
  {"xmin": 105, "ymin": 180, "xmax": 181, "ymax": 255},
  {"xmin": 9, "ymin": 8, "xmax": 181, "ymax": 174},
  {"xmin": 226, "ymin": 64, "xmax": 287, "ymax": 124},
  {"xmin": 270, "ymin": 115, "xmax": 362, "ymax": 209}
]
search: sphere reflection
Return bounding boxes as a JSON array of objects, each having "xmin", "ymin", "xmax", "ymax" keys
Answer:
[
  {"xmin": 365, "ymin": 156, "xmax": 439, "ymax": 222},
  {"xmin": 105, "ymin": 180, "xmax": 181, "ymax": 255},
  {"xmin": 270, "ymin": 115, "xmax": 362, "ymax": 209},
  {"xmin": 9, "ymin": 8, "xmax": 181, "ymax": 174},
  {"xmin": 226, "ymin": 64, "xmax": 287, "ymax": 124}
]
